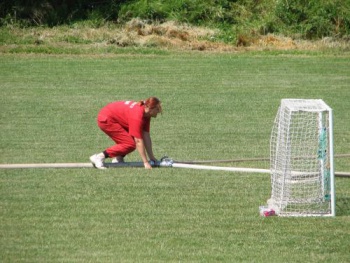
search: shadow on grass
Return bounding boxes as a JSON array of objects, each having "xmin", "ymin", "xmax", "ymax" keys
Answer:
[{"xmin": 336, "ymin": 196, "xmax": 350, "ymax": 216}]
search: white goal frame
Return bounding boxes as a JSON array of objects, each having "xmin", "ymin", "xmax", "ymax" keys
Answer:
[{"xmin": 268, "ymin": 99, "xmax": 335, "ymax": 217}]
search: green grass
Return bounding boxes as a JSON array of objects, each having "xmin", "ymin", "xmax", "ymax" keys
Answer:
[{"xmin": 1, "ymin": 52, "xmax": 350, "ymax": 262}]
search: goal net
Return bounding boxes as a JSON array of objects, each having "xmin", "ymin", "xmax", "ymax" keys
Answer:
[{"xmin": 268, "ymin": 99, "xmax": 335, "ymax": 216}]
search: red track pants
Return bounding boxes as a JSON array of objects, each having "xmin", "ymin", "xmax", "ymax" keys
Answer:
[{"xmin": 97, "ymin": 115, "xmax": 136, "ymax": 158}]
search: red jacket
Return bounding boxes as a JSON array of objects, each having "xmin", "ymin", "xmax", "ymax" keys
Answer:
[{"xmin": 98, "ymin": 101, "xmax": 150, "ymax": 139}]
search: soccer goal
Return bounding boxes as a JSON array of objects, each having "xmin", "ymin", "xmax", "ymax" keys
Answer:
[{"xmin": 268, "ymin": 99, "xmax": 335, "ymax": 217}]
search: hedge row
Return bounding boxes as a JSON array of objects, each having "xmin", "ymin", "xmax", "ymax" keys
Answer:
[{"xmin": 1, "ymin": 0, "xmax": 349, "ymax": 39}]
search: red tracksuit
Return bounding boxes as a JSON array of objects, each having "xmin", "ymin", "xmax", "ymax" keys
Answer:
[{"xmin": 97, "ymin": 101, "xmax": 151, "ymax": 158}]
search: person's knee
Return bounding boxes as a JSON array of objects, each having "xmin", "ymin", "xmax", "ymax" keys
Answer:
[{"xmin": 124, "ymin": 141, "xmax": 136, "ymax": 153}]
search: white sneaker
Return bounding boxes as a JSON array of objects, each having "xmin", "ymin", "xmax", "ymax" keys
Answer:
[
  {"xmin": 90, "ymin": 154, "xmax": 106, "ymax": 169},
  {"xmin": 111, "ymin": 156, "xmax": 125, "ymax": 163}
]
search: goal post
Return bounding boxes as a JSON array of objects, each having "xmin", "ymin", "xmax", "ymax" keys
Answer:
[{"xmin": 268, "ymin": 99, "xmax": 335, "ymax": 217}]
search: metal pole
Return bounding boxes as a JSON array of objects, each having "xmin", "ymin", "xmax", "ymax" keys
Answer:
[
  {"xmin": 328, "ymin": 106, "xmax": 336, "ymax": 216},
  {"xmin": 0, "ymin": 162, "xmax": 349, "ymax": 178},
  {"xmin": 172, "ymin": 163, "xmax": 270, "ymax": 173},
  {"xmin": 173, "ymin": 153, "xmax": 350, "ymax": 164},
  {"xmin": 0, "ymin": 163, "xmax": 94, "ymax": 169},
  {"xmin": 0, "ymin": 162, "xmax": 146, "ymax": 169}
]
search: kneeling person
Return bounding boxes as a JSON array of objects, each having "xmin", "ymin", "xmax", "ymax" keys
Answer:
[{"xmin": 90, "ymin": 97, "xmax": 162, "ymax": 170}]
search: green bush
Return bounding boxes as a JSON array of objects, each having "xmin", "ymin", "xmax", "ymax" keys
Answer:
[
  {"xmin": 0, "ymin": 0, "xmax": 124, "ymax": 26},
  {"xmin": 117, "ymin": 0, "xmax": 276, "ymax": 26},
  {"xmin": 1, "ymin": 0, "xmax": 349, "ymax": 40},
  {"xmin": 118, "ymin": 0, "xmax": 168, "ymax": 22},
  {"xmin": 274, "ymin": 0, "xmax": 350, "ymax": 39}
]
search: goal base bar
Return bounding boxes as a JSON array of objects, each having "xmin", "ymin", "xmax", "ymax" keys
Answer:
[{"xmin": 277, "ymin": 213, "xmax": 335, "ymax": 217}]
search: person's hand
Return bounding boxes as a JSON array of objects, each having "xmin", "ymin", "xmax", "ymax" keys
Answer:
[{"xmin": 144, "ymin": 162, "xmax": 152, "ymax": 169}]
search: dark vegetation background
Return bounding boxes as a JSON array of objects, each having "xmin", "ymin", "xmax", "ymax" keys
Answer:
[{"xmin": 1, "ymin": 0, "xmax": 350, "ymax": 40}]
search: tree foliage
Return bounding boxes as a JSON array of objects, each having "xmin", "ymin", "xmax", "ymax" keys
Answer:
[
  {"xmin": 0, "ymin": 0, "xmax": 128, "ymax": 26},
  {"xmin": 1, "ymin": 0, "xmax": 349, "ymax": 39},
  {"xmin": 275, "ymin": 0, "xmax": 350, "ymax": 38}
]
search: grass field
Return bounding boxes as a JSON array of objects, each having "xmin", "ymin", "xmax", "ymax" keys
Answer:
[{"xmin": 1, "ymin": 51, "xmax": 350, "ymax": 262}]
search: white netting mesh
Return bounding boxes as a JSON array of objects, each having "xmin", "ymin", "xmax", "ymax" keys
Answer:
[{"xmin": 269, "ymin": 99, "xmax": 333, "ymax": 216}]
